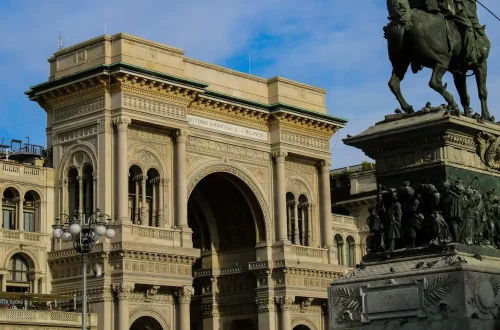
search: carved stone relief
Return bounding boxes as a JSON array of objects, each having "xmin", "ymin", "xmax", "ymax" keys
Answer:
[
  {"xmin": 281, "ymin": 130, "xmax": 329, "ymax": 151},
  {"xmin": 54, "ymin": 96, "xmax": 105, "ymax": 122},
  {"xmin": 123, "ymin": 93, "xmax": 185, "ymax": 120}
]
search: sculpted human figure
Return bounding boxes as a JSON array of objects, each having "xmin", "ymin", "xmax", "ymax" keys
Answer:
[
  {"xmin": 367, "ymin": 207, "xmax": 385, "ymax": 252},
  {"xmin": 441, "ymin": 180, "xmax": 465, "ymax": 242},
  {"xmin": 385, "ymin": 189, "xmax": 402, "ymax": 252}
]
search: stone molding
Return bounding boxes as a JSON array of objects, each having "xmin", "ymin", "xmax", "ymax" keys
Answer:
[
  {"xmin": 112, "ymin": 117, "xmax": 131, "ymax": 131},
  {"xmin": 128, "ymin": 306, "xmax": 171, "ymax": 330},
  {"xmin": 174, "ymin": 129, "xmax": 189, "ymax": 143},
  {"xmin": 273, "ymin": 151, "xmax": 288, "ymax": 162},
  {"xmin": 186, "ymin": 136, "xmax": 271, "ymax": 164},
  {"xmin": 122, "ymin": 93, "xmax": 185, "ymax": 120},
  {"xmin": 37, "ymin": 77, "xmax": 108, "ymax": 108},
  {"xmin": 281, "ymin": 130, "xmax": 329, "ymax": 151},
  {"xmin": 256, "ymin": 298, "xmax": 276, "ymax": 313},
  {"xmin": 271, "ymin": 113, "xmax": 339, "ymax": 139},
  {"xmin": 54, "ymin": 96, "xmax": 105, "ymax": 122}
]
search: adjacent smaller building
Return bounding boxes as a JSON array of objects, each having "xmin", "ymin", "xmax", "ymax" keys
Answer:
[{"xmin": 330, "ymin": 163, "xmax": 376, "ymax": 268}]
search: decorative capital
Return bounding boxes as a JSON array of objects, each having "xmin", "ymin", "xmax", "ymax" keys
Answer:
[
  {"xmin": 113, "ymin": 283, "xmax": 135, "ymax": 300},
  {"xmin": 276, "ymin": 296, "xmax": 295, "ymax": 311},
  {"xmin": 256, "ymin": 298, "xmax": 276, "ymax": 313},
  {"xmin": 319, "ymin": 159, "xmax": 332, "ymax": 170},
  {"xmin": 272, "ymin": 151, "xmax": 288, "ymax": 162},
  {"xmin": 176, "ymin": 286, "xmax": 194, "ymax": 304},
  {"xmin": 174, "ymin": 129, "xmax": 189, "ymax": 143},
  {"xmin": 112, "ymin": 117, "xmax": 131, "ymax": 132}
]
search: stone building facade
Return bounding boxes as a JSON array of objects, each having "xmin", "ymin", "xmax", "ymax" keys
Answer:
[{"xmin": 3, "ymin": 32, "xmax": 360, "ymax": 330}]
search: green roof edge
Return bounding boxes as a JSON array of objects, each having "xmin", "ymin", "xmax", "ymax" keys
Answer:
[{"xmin": 25, "ymin": 62, "xmax": 348, "ymax": 125}]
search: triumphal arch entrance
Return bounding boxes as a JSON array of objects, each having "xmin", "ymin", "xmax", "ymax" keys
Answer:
[{"xmin": 27, "ymin": 33, "xmax": 347, "ymax": 330}]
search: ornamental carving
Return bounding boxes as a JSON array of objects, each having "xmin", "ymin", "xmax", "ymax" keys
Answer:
[
  {"xmin": 187, "ymin": 163, "xmax": 271, "ymax": 243},
  {"xmin": 187, "ymin": 136, "xmax": 271, "ymax": 164},
  {"xmin": 177, "ymin": 286, "xmax": 194, "ymax": 304},
  {"xmin": 281, "ymin": 130, "xmax": 329, "ymax": 151},
  {"xmin": 123, "ymin": 94, "xmax": 185, "ymax": 120},
  {"xmin": 476, "ymin": 132, "xmax": 500, "ymax": 170},
  {"xmin": 272, "ymin": 113, "xmax": 339, "ymax": 139},
  {"xmin": 53, "ymin": 126, "xmax": 98, "ymax": 145},
  {"xmin": 54, "ymin": 96, "xmax": 105, "ymax": 121},
  {"xmin": 277, "ymin": 296, "xmax": 295, "ymax": 311},
  {"xmin": 256, "ymin": 298, "xmax": 276, "ymax": 313},
  {"xmin": 113, "ymin": 283, "xmax": 135, "ymax": 300},
  {"xmin": 111, "ymin": 73, "xmax": 197, "ymax": 107},
  {"xmin": 112, "ymin": 117, "xmax": 131, "ymax": 131}
]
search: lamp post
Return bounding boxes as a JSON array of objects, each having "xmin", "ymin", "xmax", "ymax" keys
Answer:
[{"xmin": 52, "ymin": 209, "xmax": 115, "ymax": 330}]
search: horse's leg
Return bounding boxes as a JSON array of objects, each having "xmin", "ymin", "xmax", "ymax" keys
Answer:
[
  {"xmin": 452, "ymin": 72, "xmax": 471, "ymax": 116},
  {"xmin": 429, "ymin": 65, "xmax": 458, "ymax": 110},
  {"xmin": 389, "ymin": 62, "xmax": 413, "ymax": 113},
  {"xmin": 474, "ymin": 61, "xmax": 490, "ymax": 120}
]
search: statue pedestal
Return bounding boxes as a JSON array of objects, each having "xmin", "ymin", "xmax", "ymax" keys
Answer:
[
  {"xmin": 343, "ymin": 109, "xmax": 500, "ymax": 194},
  {"xmin": 328, "ymin": 245, "xmax": 500, "ymax": 329}
]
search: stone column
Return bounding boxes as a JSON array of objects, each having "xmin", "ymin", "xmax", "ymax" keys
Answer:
[
  {"xmin": 61, "ymin": 179, "xmax": 68, "ymax": 216},
  {"xmin": 319, "ymin": 160, "xmax": 333, "ymax": 247},
  {"xmin": 256, "ymin": 298, "xmax": 276, "ymax": 330},
  {"xmin": 307, "ymin": 204, "xmax": 313, "ymax": 246},
  {"xmin": 18, "ymin": 198, "xmax": 24, "ymax": 231},
  {"xmin": 158, "ymin": 179, "xmax": 165, "ymax": 228},
  {"xmin": 273, "ymin": 151, "xmax": 288, "ymax": 241},
  {"xmin": 114, "ymin": 283, "xmax": 134, "ymax": 330},
  {"xmin": 134, "ymin": 177, "xmax": 140, "ymax": 224},
  {"xmin": 175, "ymin": 130, "xmax": 188, "ymax": 228},
  {"xmin": 277, "ymin": 296, "xmax": 294, "ymax": 330},
  {"xmin": 1, "ymin": 273, "xmax": 7, "ymax": 291},
  {"xmin": 141, "ymin": 176, "xmax": 147, "ymax": 225},
  {"xmin": 177, "ymin": 286, "xmax": 194, "ymax": 330},
  {"xmin": 77, "ymin": 176, "xmax": 84, "ymax": 220},
  {"xmin": 114, "ymin": 117, "xmax": 131, "ymax": 224},
  {"xmin": 293, "ymin": 201, "xmax": 299, "ymax": 244}
]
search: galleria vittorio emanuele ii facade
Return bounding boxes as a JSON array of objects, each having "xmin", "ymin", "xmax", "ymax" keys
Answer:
[{"xmin": 0, "ymin": 33, "xmax": 370, "ymax": 330}]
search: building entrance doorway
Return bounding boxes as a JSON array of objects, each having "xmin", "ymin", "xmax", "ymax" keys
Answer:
[
  {"xmin": 187, "ymin": 171, "xmax": 265, "ymax": 329},
  {"xmin": 130, "ymin": 316, "xmax": 163, "ymax": 330}
]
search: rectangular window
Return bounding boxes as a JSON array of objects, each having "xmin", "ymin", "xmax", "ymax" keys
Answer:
[
  {"xmin": 24, "ymin": 212, "xmax": 35, "ymax": 232},
  {"xmin": 2, "ymin": 209, "xmax": 15, "ymax": 230}
]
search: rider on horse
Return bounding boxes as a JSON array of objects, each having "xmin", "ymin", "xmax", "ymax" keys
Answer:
[{"xmin": 413, "ymin": 0, "xmax": 486, "ymax": 66}]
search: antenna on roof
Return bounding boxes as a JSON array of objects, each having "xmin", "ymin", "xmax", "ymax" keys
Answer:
[{"xmin": 58, "ymin": 32, "xmax": 63, "ymax": 50}]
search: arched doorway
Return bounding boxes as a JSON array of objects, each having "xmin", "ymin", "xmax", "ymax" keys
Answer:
[
  {"xmin": 188, "ymin": 172, "xmax": 265, "ymax": 328},
  {"xmin": 293, "ymin": 325, "xmax": 311, "ymax": 330},
  {"xmin": 130, "ymin": 316, "xmax": 163, "ymax": 330}
]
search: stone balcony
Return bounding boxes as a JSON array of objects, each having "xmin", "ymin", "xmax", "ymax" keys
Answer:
[
  {"xmin": 0, "ymin": 309, "xmax": 97, "ymax": 329},
  {"xmin": 0, "ymin": 229, "xmax": 43, "ymax": 244},
  {"xmin": 0, "ymin": 161, "xmax": 54, "ymax": 184}
]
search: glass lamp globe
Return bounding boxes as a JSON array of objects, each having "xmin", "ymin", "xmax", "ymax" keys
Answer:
[
  {"xmin": 94, "ymin": 224, "xmax": 106, "ymax": 236},
  {"xmin": 69, "ymin": 223, "xmax": 81, "ymax": 236},
  {"xmin": 62, "ymin": 231, "xmax": 72, "ymax": 242},
  {"xmin": 105, "ymin": 228, "xmax": 116, "ymax": 239},
  {"xmin": 52, "ymin": 228, "xmax": 63, "ymax": 239}
]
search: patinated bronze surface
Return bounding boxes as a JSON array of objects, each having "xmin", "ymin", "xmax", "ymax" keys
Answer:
[{"xmin": 385, "ymin": 0, "xmax": 491, "ymax": 119}]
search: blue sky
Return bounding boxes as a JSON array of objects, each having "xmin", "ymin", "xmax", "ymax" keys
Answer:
[{"xmin": 0, "ymin": 0, "xmax": 499, "ymax": 168}]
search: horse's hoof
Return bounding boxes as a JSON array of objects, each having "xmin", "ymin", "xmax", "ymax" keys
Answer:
[
  {"xmin": 405, "ymin": 106, "xmax": 414, "ymax": 114},
  {"xmin": 395, "ymin": 108, "xmax": 402, "ymax": 114}
]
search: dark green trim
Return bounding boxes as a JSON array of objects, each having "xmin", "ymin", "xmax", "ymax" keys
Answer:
[
  {"xmin": 25, "ymin": 62, "xmax": 348, "ymax": 125},
  {"xmin": 25, "ymin": 62, "xmax": 208, "ymax": 97},
  {"xmin": 205, "ymin": 90, "xmax": 348, "ymax": 125}
]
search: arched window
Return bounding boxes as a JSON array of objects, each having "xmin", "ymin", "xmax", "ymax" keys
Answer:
[
  {"xmin": 7, "ymin": 254, "xmax": 31, "ymax": 292},
  {"xmin": 286, "ymin": 192, "xmax": 296, "ymax": 243},
  {"xmin": 24, "ymin": 191, "xmax": 41, "ymax": 232},
  {"xmin": 334, "ymin": 234, "xmax": 344, "ymax": 265},
  {"xmin": 82, "ymin": 165, "xmax": 94, "ymax": 220},
  {"xmin": 2, "ymin": 187, "xmax": 20, "ymax": 230},
  {"xmin": 298, "ymin": 195, "xmax": 309, "ymax": 246},
  {"xmin": 346, "ymin": 236, "xmax": 356, "ymax": 268},
  {"xmin": 67, "ymin": 168, "xmax": 79, "ymax": 215},
  {"xmin": 128, "ymin": 165, "xmax": 144, "ymax": 225},
  {"xmin": 147, "ymin": 168, "xmax": 160, "ymax": 227}
]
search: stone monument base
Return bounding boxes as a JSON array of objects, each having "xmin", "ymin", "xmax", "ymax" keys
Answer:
[{"xmin": 328, "ymin": 245, "xmax": 500, "ymax": 329}]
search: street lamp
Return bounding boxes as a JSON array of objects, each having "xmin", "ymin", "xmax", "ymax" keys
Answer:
[{"xmin": 52, "ymin": 209, "xmax": 115, "ymax": 330}]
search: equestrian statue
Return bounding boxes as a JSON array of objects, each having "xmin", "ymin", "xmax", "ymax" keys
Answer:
[{"xmin": 385, "ymin": 0, "xmax": 491, "ymax": 119}]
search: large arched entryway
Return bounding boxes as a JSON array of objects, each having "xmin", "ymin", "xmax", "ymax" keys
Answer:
[
  {"xmin": 130, "ymin": 316, "xmax": 163, "ymax": 330},
  {"xmin": 188, "ymin": 172, "xmax": 265, "ymax": 329},
  {"xmin": 293, "ymin": 325, "xmax": 311, "ymax": 330}
]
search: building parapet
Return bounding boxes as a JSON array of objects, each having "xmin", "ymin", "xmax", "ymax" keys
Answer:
[{"xmin": 0, "ymin": 309, "xmax": 97, "ymax": 329}]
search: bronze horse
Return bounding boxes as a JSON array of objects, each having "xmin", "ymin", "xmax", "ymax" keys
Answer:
[{"xmin": 385, "ymin": 0, "xmax": 491, "ymax": 119}]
